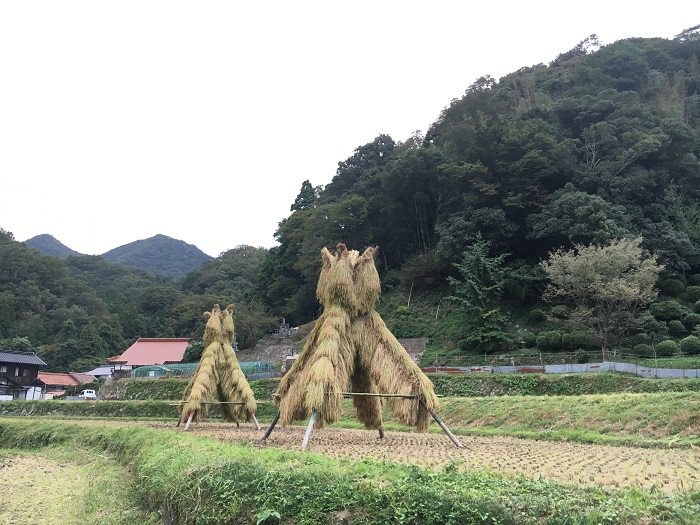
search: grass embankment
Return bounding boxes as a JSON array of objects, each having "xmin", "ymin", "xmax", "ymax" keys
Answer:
[
  {"xmin": 1, "ymin": 418, "xmax": 698, "ymax": 525},
  {"xmin": 0, "ymin": 447, "xmax": 161, "ymax": 525},
  {"xmin": 2, "ymin": 390, "xmax": 698, "ymax": 449}
]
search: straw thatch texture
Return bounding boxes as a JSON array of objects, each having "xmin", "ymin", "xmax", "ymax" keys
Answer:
[
  {"xmin": 273, "ymin": 244, "xmax": 438, "ymax": 432},
  {"xmin": 178, "ymin": 303, "xmax": 257, "ymax": 425},
  {"xmin": 276, "ymin": 304, "xmax": 353, "ymax": 428}
]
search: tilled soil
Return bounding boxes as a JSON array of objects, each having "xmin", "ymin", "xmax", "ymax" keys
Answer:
[{"xmin": 142, "ymin": 421, "xmax": 700, "ymax": 492}]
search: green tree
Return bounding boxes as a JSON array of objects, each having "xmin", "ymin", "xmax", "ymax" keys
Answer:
[
  {"xmin": 447, "ymin": 237, "xmax": 511, "ymax": 353},
  {"xmin": 541, "ymin": 237, "xmax": 663, "ymax": 359},
  {"xmin": 290, "ymin": 180, "xmax": 318, "ymax": 211}
]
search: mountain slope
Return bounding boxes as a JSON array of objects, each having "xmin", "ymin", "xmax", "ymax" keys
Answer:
[
  {"xmin": 24, "ymin": 234, "xmax": 82, "ymax": 258},
  {"xmin": 101, "ymin": 234, "xmax": 212, "ymax": 277}
]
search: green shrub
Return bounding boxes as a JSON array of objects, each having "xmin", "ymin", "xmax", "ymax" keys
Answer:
[
  {"xmin": 650, "ymin": 300, "xmax": 686, "ymax": 321},
  {"xmin": 574, "ymin": 348, "xmax": 589, "ymax": 364},
  {"xmin": 685, "ymin": 286, "xmax": 700, "ymax": 303},
  {"xmin": 655, "ymin": 340, "xmax": 679, "ymax": 357},
  {"xmin": 527, "ymin": 309, "xmax": 546, "ymax": 323},
  {"xmin": 560, "ymin": 333, "xmax": 572, "ymax": 350},
  {"xmin": 521, "ymin": 331, "xmax": 537, "ymax": 348},
  {"xmin": 668, "ymin": 320, "xmax": 687, "ymax": 336},
  {"xmin": 695, "ymin": 300, "xmax": 700, "ymax": 314},
  {"xmin": 633, "ymin": 343, "xmax": 654, "ymax": 357},
  {"xmin": 687, "ymin": 274, "xmax": 700, "ymax": 286},
  {"xmin": 550, "ymin": 305, "xmax": 569, "ymax": 319},
  {"xmin": 680, "ymin": 335, "xmax": 700, "ymax": 355},
  {"xmin": 683, "ymin": 312, "xmax": 700, "ymax": 330},
  {"xmin": 659, "ymin": 278, "xmax": 685, "ymax": 296},
  {"xmin": 544, "ymin": 330, "xmax": 563, "ymax": 350},
  {"xmin": 536, "ymin": 336, "xmax": 547, "ymax": 350},
  {"xmin": 570, "ymin": 331, "xmax": 595, "ymax": 349}
]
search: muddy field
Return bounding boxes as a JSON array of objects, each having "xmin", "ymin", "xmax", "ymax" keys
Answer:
[{"xmin": 140, "ymin": 421, "xmax": 700, "ymax": 493}]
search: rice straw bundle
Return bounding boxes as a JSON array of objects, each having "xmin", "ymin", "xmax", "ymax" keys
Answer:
[
  {"xmin": 178, "ymin": 303, "xmax": 257, "ymax": 425},
  {"xmin": 276, "ymin": 304, "xmax": 353, "ymax": 427},
  {"xmin": 273, "ymin": 244, "xmax": 438, "ymax": 433}
]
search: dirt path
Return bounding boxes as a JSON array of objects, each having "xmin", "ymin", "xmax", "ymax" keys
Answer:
[{"xmin": 144, "ymin": 421, "xmax": 700, "ymax": 492}]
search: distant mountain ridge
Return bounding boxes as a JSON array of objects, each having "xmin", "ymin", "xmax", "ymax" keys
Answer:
[
  {"xmin": 24, "ymin": 234, "xmax": 82, "ymax": 258},
  {"xmin": 23, "ymin": 233, "xmax": 212, "ymax": 277}
]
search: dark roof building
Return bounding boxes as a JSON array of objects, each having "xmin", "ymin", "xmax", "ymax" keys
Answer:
[{"xmin": 0, "ymin": 350, "xmax": 47, "ymax": 400}]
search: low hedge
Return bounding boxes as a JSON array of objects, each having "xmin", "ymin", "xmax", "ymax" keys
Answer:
[{"xmin": 95, "ymin": 374, "xmax": 700, "ymax": 403}]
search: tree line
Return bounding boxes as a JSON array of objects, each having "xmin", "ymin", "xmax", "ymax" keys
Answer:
[{"xmin": 2, "ymin": 28, "xmax": 700, "ymax": 371}]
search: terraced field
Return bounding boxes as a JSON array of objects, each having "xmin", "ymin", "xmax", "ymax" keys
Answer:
[{"xmin": 145, "ymin": 421, "xmax": 700, "ymax": 492}]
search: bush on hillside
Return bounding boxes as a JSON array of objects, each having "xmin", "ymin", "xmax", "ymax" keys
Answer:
[
  {"xmin": 633, "ymin": 343, "xmax": 654, "ymax": 357},
  {"xmin": 680, "ymin": 335, "xmax": 700, "ymax": 355},
  {"xmin": 668, "ymin": 320, "xmax": 687, "ymax": 336},
  {"xmin": 683, "ymin": 313, "xmax": 700, "ymax": 331},
  {"xmin": 527, "ymin": 309, "xmax": 546, "ymax": 323},
  {"xmin": 659, "ymin": 278, "xmax": 685, "ymax": 296},
  {"xmin": 521, "ymin": 331, "xmax": 537, "ymax": 348},
  {"xmin": 685, "ymin": 286, "xmax": 700, "ymax": 303},
  {"xmin": 687, "ymin": 274, "xmax": 700, "ymax": 286},
  {"xmin": 655, "ymin": 339, "xmax": 679, "ymax": 357},
  {"xmin": 650, "ymin": 300, "xmax": 686, "ymax": 321}
]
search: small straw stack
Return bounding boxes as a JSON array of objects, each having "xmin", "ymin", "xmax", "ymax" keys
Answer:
[
  {"xmin": 274, "ymin": 244, "xmax": 438, "ymax": 432},
  {"xmin": 178, "ymin": 304, "xmax": 257, "ymax": 425}
]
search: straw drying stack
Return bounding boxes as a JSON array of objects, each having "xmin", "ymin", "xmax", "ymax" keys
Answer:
[
  {"xmin": 275, "ymin": 243, "xmax": 438, "ymax": 431},
  {"xmin": 178, "ymin": 304, "xmax": 257, "ymax": 425}
]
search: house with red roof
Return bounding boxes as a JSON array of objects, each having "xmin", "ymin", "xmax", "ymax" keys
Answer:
[
  {"xmin": 108, "ymin": 338, "xmax": 190, "ymax": 378},
  {"xmin": 37, "ymin": 371, "xmax": 96, "ymax": 398}
]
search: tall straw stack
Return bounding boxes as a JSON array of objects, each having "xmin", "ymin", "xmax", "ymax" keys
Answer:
[
  {"xmin": 178, "ymin": 303, "xmax": 257, "ymax": 425},
  {"xmin": 274, "ymin": 243, "xmax": 438, "ymax": 432}
]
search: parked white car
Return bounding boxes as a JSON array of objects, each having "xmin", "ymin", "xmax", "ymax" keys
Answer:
[{"xmin": 78, "ymin": 389, "xmax": 97, "ymax": 399}]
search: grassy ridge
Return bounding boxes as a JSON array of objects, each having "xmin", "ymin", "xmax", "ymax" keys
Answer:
[
  {"xmin": 2, "ymin": 391, "xmax": 699, "ymax": 448},
  {"xmin": 1, "ymin": 418, "xmax": 698, "ymax": 525}
]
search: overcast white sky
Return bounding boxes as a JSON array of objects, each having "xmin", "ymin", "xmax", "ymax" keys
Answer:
[{"xmin": 0, "ymin": 2, "xmax": 691, "ymax": 257}]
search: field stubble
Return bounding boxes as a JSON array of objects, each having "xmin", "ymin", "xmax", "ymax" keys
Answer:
[{"xmin": 143, "ymin": 421, "xmax": 700, "ymax": 493}]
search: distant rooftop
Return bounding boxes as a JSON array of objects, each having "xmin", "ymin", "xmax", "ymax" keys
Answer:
[
  {"xmin": 0, "ymin": 350, "xmax": 47, "ymax": 366},
  {"xmin": 108, "ymin": 337, "xmax": 190, "ymax": 366}
]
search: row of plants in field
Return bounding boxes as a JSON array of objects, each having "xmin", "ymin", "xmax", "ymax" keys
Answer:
[{"xmin": 1, "ymin": 418, "xmax": 698, "ymax": 524}]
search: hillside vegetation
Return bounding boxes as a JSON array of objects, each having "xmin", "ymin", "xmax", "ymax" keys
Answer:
[{"xmin": 2, "ymin": 29, "xmax": 700, "ymax": 372}]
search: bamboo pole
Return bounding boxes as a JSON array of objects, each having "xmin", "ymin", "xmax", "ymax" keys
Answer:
[
  {"xmin": 261, "ymin": 411, "xmax": 280, "ymax": 441},
  {"xmin": 184, "ymin": 411, "xmax": 195, "ymax": 431},
  {"xmin": 302, "ymin": 410, "xmax": 317, "ymax": 450},
  {"xmin": 419, "ymin": 400, "xmax": 464, "ymax": 448},
  {"xmin": 252, "ymin": 413, "xmax": 260, "ymax": 430},
  {"xmin": 341, "ymin": 392, "xmax": 417, "ymax": 399}
]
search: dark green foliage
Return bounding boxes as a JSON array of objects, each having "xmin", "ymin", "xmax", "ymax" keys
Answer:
[
  {"xmin": 683, "ymin": 313, "xmax": 700, "ymax": 330},
  {"xmin": 659, "ymin": 279, "xmax": 686, "ymax": 296},
  {"xmin": 680, "ymin": 335, "xmax": 700, "ymax": 355},
  {"xmin": 521, "ymin": 331, "xmax": 537, "ymax": 348},
  {"xmin": 574, "ymin": 348, "xmax": 589, "ymax": 364},
  {"xmin": 101, "ymin": 234, "xmax": 212, "ymax": 278},
  {"xmin": 655, "ymin": 340, "xmax": 680, "ymax": 357},
  {"xmin": 668, "ymin": 319, "xmax": 687, "ymax": 336},
  {"xmin": 634, "ymin": 344, "xmax": 654, "ymax": 357},
  {"xmin": 685, "ymin": 286, "xmax": 700, "ymax": 303},
  {"xmin": 650, "ymin": 300, "xmax": 687, "ymax": 321},
  {"xmin": 527, "ymin": 308, "xmax": 546, "ymax": 324}
]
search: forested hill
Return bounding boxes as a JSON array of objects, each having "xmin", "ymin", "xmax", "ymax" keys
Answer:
[
  {"xmin": 258, "ymin": 30, "xmax": 700, "ymax": 328},
  {"xmin": 101, "ymin": 234, "xmax": 212, "ymax": 277},
  {"xmin": 2, "ymin": 29, "xmax": 700, "ymax": 373}
]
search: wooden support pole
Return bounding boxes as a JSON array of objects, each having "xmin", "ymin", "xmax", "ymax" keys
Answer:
[
  {"xmin": 342, "ymin": 392, "xmax": 416, "ymax": 399},
  {"xmin": 378, "ymin": 426, "xmax": 385, "ymax": 439},
  {"xmin": 261, "ymin": 410, "xmax": 280, "ymax": 441},
  {"xmin": 252, "ymin": 413, "xmax": 261, "ymax": 431},
  {"xmin": 302, "ymin": 410, "xmax": 317, "ymax": 451},
  {"xmin": 184, "ymin": 411, "xmax": 195, "ymax": 431},
  {"xmin": 420, "ymin": 400, "xmax": 464, "ymax": 448}
]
